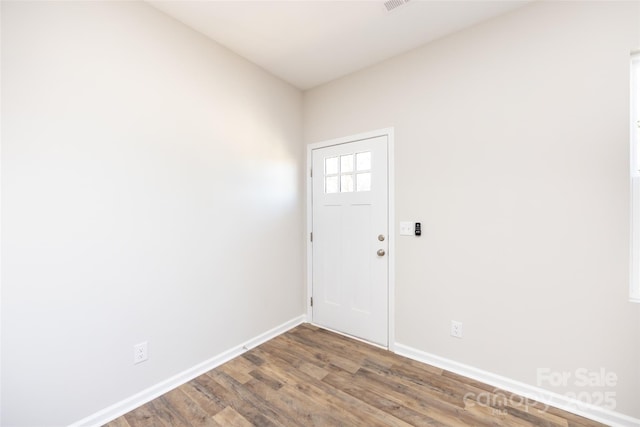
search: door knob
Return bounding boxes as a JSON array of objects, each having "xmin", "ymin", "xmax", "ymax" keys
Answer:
[{"xmin": 377, "ymin": 249, "xmax": 386, "ymax": 256}]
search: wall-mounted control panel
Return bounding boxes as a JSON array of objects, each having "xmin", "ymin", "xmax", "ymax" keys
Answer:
[{"xmin": 400, "ymin": 221, "xmax": 421, "ymax": 236}]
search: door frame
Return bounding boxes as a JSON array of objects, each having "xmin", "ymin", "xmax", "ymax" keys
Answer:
[{"xmin": 306, "ymin": 128, "xmax": 395, "ymax": 350}]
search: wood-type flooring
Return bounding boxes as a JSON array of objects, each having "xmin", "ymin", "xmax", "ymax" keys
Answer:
[{"xmin": 105, "ymin": 324, "xmax": 605, "ymax": 427}]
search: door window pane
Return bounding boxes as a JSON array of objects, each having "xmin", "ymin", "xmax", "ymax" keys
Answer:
[
  {"xmin": 326, "ymin": 176, "xmax": 339, "ymax": 193},
  {"xmin": 325, "ymin": 157, "xmax": 339, "ymax": 175},
  {"xmin": 341, "ymin": 175, "xmax": 354, "ymax": 192},
  {"xmin": 356, "ymin": 152, "xmax": 371, "ymax": 171},
  {"xmin": 356, "ymin": 173, "xmax": 371, "ymax": 192},
  {"xmin": 341, "ymin": 154, "xmax": 354, "ymax": 173}
]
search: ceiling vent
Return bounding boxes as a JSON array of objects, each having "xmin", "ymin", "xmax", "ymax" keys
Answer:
[{"xmin": 383, "ymin": 0, "xmax": 410, "ymax": 12}]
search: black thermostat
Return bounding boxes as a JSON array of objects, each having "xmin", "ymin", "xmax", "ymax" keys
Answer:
[{"xmin": 415, "ymin": 222, "xmax": 421, "ymax": 236}]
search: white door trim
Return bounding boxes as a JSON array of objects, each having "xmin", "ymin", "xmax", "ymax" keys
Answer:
[{"xmin": 306, "ymin": 128, "xmax": 395, "ymax": 351}]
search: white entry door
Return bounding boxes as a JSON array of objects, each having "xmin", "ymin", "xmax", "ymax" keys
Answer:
[{"xmin": 311, "ymin": 135, "xmax": 389, "ymax": 346}]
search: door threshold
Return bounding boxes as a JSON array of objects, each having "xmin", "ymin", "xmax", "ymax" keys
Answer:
[{"xmin": 309, "ymin": 322, "xmax": 389, "ymax": 351}]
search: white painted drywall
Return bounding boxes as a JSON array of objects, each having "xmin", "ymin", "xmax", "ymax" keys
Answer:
[
  {"xmin": 1, "ymin": 1, "xmax": 303, "ymax": 425},
  {"xmin": 304, "ymin": 0, "xmax": 640, "ymax": 418}
]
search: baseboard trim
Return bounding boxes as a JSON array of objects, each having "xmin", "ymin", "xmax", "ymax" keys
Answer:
[
  {"xmin": 394, "ymin": 343, "xmax": 640, "ymax": 427},
  {"xmin": 70, "ymin": 315, "xmax": 307, "ymax": 427}
]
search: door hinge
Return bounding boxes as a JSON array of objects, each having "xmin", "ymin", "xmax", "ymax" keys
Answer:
[
  {"xmin": 310, "ymin": 168, "xmax": 313, "ymax": 178},
  {"xmin": 310, "ymin": 232, "xmax": 313, "ymax": 242},
  {"xmin": 310, "ymin": 297, "xmax": 313, "ymax": 307}
]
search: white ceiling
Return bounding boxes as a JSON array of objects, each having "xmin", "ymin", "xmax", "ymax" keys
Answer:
[{"xmin": 148, "ymin": 0, "xmax": 532, "ymax": 90}]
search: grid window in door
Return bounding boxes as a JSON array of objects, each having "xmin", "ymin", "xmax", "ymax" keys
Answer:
[{"xmin": 325, "ymin": 152, "xmax": 371, "ymax": 193}]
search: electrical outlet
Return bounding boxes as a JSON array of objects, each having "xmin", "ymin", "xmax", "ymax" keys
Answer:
[
  {"xmin": 451, "ymin": 321, "xmax": 463, "ymax": 338},
  {"xmin": 133, "ymin": 341, "xmax": 148, "ymax": 364}
]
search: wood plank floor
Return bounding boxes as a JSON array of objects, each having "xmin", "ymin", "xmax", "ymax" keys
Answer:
[{"xmin": 104, "ymin": 324, "xmax": 605, "ymax": 427}]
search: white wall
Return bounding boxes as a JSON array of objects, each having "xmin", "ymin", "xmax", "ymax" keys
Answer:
[
  {"xmin": 1, "ymin": 1, "xmax": 303, "ymax": 426},
  {"xmin": 304, "ymin": 0, "xmax": 640, "ymax": 419}
]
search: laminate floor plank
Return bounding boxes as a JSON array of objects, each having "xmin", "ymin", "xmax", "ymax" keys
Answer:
[
  {"xmin": 502, "ymin": 400, "xmax": 569, "ymax": 427},
  {"xmin": 349, "ymin": 367, "xmax": 497, "ymax": 427},
  {"xmin": 151, "ymin": 395, "xmax": 194, "ymax": 427},
  {"xmin": 122, "ymin": 400, "xmax": 170, "ymax": 427},
  {"xmin": 160, "ymin": 388, "xmax": 221, "ymax": 427},
  {"xmin": 294, "ymin": 325, "xmax": 444, "ymax": 376},
  {"xmin": 290, "ymin": 325, "xmax": 398, "ymax": 369},
  {"xmin": 244, "ymin": 376, "xmax": 335, "ymax": 426},
  {"xmin": 217, "ymin": 356, "xmax": 258, "ymax": 384},
  {"xmin": 103, "ymin": 416, "xmax": 132, "ymax": 427},
  {"xmin": 361, "ymin": 358, "xmax": 488, "ymax": 409},
  {"xmin": 276, "ymin": 332, "xmax": 362, "ymax": 373},
  {"xmin": 251, "ymin": 347, "xmax": 414, "ymax": 427},
  {"xmin": 105, "ymin": 324, "xmax": 608, "ymax": 427},
  {"xmin": 207, "ymin": 370, "xmax": 287, "ymax": 427},
  {"xmin": 212, "ymin": 407, "xmax": 253, "ymax": 427},
  {"xmin": 246, "ymin": 348, "xmax": 368, "ymax": 424},
  {"xmin": 322, "ymin": 368, "xmax": 447, "ymax": 427},
  {"xmin": 257, "ymin": 335, "xmax": 335, "ymax": 372},
  {"xmin": 180, "ymin": 380, "xmax": 227, "ymax": 417}
]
